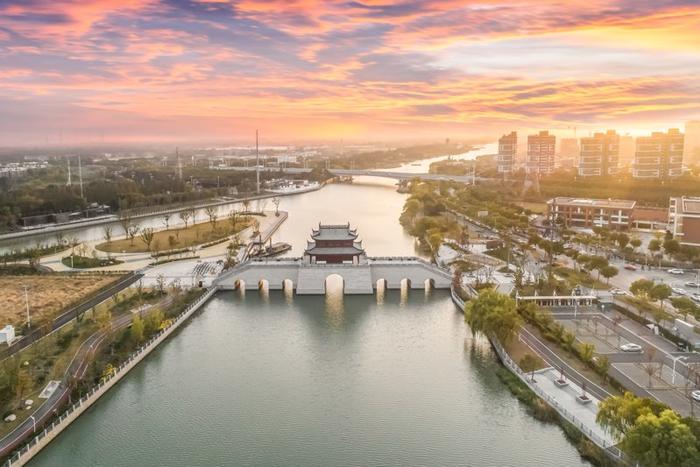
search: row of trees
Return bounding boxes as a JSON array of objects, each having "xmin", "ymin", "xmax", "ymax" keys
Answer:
[{"xmin": 597, "ymin": 392, "xmax": 700, "ymax": 467}]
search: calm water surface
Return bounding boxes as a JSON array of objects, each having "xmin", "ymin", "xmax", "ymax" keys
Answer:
[
  {"xmin": 31, "ymin": 290, "xmax": 588, "ymax": 466},
  {"xmin": 25, "ymin": 173, "xmax": 588, "ymax": 466}
]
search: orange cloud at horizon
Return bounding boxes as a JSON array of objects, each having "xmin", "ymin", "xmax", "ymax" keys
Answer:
[{"xmin": 0, "ymin": 0, "xmax": 698, "ymax": 145}]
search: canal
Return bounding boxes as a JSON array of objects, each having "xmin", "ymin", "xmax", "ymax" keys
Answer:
[
  {"xmin": 24, "ymin": 167, "xmax": 588, "ymax": 465},
  {"xmin": 31, "ymin": 289, "xmax": 588, "ymax": 466}
]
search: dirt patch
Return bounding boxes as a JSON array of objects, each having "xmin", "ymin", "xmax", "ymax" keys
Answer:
[{"xmin": 0, "ymin": 275, "xmax": 118, "ymax": 328}]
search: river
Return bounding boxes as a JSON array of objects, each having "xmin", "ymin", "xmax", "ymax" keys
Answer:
[
  {"xmin": 26, "ymin": 174, "xmax": 589, "ymax": 466},
  {"xmin": 0, "ymin": 144, "xmax": 497, "ymax": 255}
]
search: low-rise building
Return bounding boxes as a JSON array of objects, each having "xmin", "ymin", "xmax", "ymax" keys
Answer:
[
  {"xmin": 0, "ymin": 325, "xmax": 15, "ymax": 345},
  {"xmin": 547, "ymin": 197, "xmax": 636, "ymax": 230},
  {"xmin": 669, "ymin": 196, "xmax": 700, "ymax": 247}
]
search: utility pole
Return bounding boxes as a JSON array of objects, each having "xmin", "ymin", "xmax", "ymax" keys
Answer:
[
  {"xmin": 177, "ymin": 147, "xmax": 183, "ymax": 180},
  {"xmin": 256, "ymin": 130, "xmax": 260, "ymax": 194},
  {"xmin": 24, "ymin": 285, "xmax": 30, "ymax": 329},
  {"xmin": 78, "ymin": 155, "xmax": 84, "ymax": 199}
]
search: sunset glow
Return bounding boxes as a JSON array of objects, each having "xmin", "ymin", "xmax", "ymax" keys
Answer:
[{"xmin": 1, "ymin": 0, "xmax": 699, "ymax": 144}]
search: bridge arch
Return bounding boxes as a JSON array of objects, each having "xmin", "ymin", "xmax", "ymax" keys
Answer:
[{"xmin": 324, "ymin": 273, "xmax": 345, "ymax": 295}]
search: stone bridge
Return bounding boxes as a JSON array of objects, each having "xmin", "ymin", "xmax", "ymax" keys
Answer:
[
  {"xmin": 214, "ymin": 256, "xmax": 453, "ymax": 294},
  {"xmin": 220, "ymin": 166, "xmax": 493, "ymax": 184}
]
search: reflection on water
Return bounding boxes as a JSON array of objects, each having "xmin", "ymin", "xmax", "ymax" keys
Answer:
[
  {"xmin": 31, "ymin": 290, "xmax": 588, "ymax": 467},
  {"xmin": 324, "ymin": 275, "xmax": 345, "ymax": 328}
]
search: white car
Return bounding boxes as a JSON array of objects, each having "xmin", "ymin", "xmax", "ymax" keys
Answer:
[
  {"xmin": 668, "ymin": 268, "xmax": 685, "ymax": 275},
  {"xmin": 692, "ymin": 390, "xmax": 700, "ymax": 402},
  {"xmin": 686, "ymin": 282, "xmax": 700, "ymax": 288},
  {"xmin": 620, "ymin": 343, "xmax": 643, "ymax": 352},
  {"xmin": 672, "ymin": 287, "xmax": 687, "ymax": 296}
]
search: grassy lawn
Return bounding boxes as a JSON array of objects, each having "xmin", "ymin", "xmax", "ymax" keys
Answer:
[
  {"xmin": 96, "ymin": 217, "xmax": 252, "ymax": 253},
  {"xmin": 553, "ymin": 266, "xmax": 609, "ymax": 290},
  {"xmin": 0, "ymin": 274, "xmax": 120, "ymax": 329},
  {"xmin": 0, "ymin": 287, "xmax": 168, "ymax": 437},
  {"xmin": 619, "ymin": 295, "xmax": 673, "ymax": 322},
  {"xmin": 504, "ymin": 337, "xmax": 546, "ymax": 370},
  {"xmin": 61, "ymin": 255, "xmax": 123, "ymax": 269}
]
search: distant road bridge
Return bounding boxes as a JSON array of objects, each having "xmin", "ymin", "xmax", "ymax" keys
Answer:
[
  {"xmin": 220, "ymin": 166, "xmax": 492, "ymax": 184},
  {"xmin": 214, "ymin": 256, "xmax": 453, "ymax": 294}
]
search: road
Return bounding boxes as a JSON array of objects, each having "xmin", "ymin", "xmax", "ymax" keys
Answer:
[
  {"xmin": 0, "ymin": 297, "xmax": 170, "ymax": 460},
  {"xmin": 0, "ymin": 272, "xmax": 143, "ymax": 361}
]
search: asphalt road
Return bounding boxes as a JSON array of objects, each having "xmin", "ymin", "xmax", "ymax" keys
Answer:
[{"xmin": 0, "ymin": 297, "xmax": 170, "ymax": 460}]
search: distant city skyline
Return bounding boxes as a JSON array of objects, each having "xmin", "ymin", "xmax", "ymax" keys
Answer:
[{"xmin": 0, "ymin": 0, "xmax": 698, "ymax": 145}]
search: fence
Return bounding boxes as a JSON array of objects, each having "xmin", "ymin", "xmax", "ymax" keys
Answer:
[
  {"xmin": 449, "ymin": 288, "xmax": 628, "ymax": 465},
  {"xmin": 2, "ymin": 286, "xmax": 218, "ymax": 467}
]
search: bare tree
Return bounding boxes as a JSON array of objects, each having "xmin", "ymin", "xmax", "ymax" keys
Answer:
[
  {"xmin": 162, "ymin": 213, "xmax": 171, "ymax": 231},
  {"xmin": 242, "ymin": 199, "xmax": 250, "ymax": 213},
  {"xmin": 272, "ymin": 197, "xmax": 280, "ymax": 216},
  {"xmin": 228, "ymin": 209, "xmax": 239, "ymax": 233},
  {"xmin": 118, "ymin": 208, "xmax": 132, "ymax": 237},
  {"xmin": 156, "ymin": 274, "xmax": 166, "ymax": 295},
  {"xmin": 179, "ymin": 210, "xmax": 191, "ymax": 230},
  {"xmin": 102, "ymin": 225, "xmax": 113, "ymax": 244},
  {"xmin": 204, "ymin": 206, "xmax": 218, "ymax": 229},
  {"xmin": 139, "ymin": 227, "xmax": 155, "ymax": 251},
  {"xmin": 128, "ymin": 224, "xmax": 140, "ymax": 246}
]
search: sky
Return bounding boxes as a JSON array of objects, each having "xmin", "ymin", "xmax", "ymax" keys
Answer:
[{"xmin": 0, "ymin": 0, "xmax": 699, "ymax": 146}]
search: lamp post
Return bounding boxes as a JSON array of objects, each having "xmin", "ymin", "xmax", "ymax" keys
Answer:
[
  {"xmin": 672, "ymin": 355, "xmax": 689, "ymax": 385},
  {"xmin": 29, "ymin": 415, "xmax": 36, "ymax": 433},
  {"xmin": 24, "ymin": 285, "xmax": 30, "ymax": 330}
]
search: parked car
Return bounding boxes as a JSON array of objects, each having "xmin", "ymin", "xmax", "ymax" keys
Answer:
[
  {"xmin": 624, "ymin": 264, "xmax": 638, "ymax": 271},
  {"xmin": 610, "ymin": 288, "xmax": 628, "ymax": 296},
  {"xmin": 692, "ymin": 294, "xmax": 700, "ymax": 304},
  {"xmin": 685, "ymin": 281, "xmax": 700, "ymax": 288},
  {"xmin": 668, "ymin": 268, "xmax": 685, "ymax": 275},
  {"xmin": 620, "ymin": 343, "xmax": 643, "ymax": 352},
  {"xmin": 672, "ymin": 287, "xmax": 687, "ymax": 296},
  {"xmin": 692, "ymin": 390, "xmax": 700, "ymax": 402}
]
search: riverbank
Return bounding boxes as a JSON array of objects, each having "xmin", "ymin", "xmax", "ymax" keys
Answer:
[
  {"xmin": 449, "ymin": 289, "xmax": 624, "ymax": 466},
  {"xmin": 2, "ymin": 286, "xmax": 218, "ymax": 466},
  {"xmin": 0, "ymin": 184, "xmax": 321, "ymax": 243}
]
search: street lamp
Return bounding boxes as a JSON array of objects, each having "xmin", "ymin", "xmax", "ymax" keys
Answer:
[
  {"xmin": 24, "ymin": 285, "xmax": 30, "ymax": 330},
  {"xmin": 672, "ymin": 355, "xmax": 689, "ymax": 385},
  {"xmin": 29, "ymin": 415, "xmax": 36, "ymax": 433}
]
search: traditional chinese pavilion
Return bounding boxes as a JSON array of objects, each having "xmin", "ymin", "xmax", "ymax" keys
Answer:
[{"xmin": 303, "ymin": 223, "xmax": 367, "ymax": 264}]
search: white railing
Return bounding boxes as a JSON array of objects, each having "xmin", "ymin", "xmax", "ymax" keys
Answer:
[
  {"xmin": 2, "ymin": 286, "xmax": 218, "ymax": 467},
  {"xmin": 449, "ymin": 288, "xmax": 628, "ymax": 464}
]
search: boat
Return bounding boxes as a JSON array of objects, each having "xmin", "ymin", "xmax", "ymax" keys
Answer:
[{"xmin": 253, "ymin": 242, "xmax": 292, "ymax": 257}]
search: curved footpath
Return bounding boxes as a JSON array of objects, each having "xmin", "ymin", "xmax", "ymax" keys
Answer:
[{"xmin": 0, "ymin": 293, "xmax": 179, "ymax": 463}]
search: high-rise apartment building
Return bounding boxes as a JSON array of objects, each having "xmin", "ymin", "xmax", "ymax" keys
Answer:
[
  {"xmin": 497, "ymin": 131, "xmax": 517, "ymax": 174},
  {"xmin": 618, "ymin": 135, "xmax": 635, "ymax": 166},
  {"xmin": 684, "ymin": 121, "xmax": 700, "ymax": 163},
  {"xmin": 526, "ymin": 130, "xmax": 555, "ymax": 175},
  {"xmin": 578, "ymin": 130, "xmax": 619, "ymax": 177},
  {"xmin": 632, "ymin": 129, "xmax": 684, "ymax": 179},
  {"xmin": 558, "ymin": 138, "xmax": 579, "ymax": 169}
]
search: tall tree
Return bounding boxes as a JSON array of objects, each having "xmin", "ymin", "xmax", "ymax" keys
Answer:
[
  {"xmin": 465, "ymin": 289, "xmax": 522, "ymax": 344},
  {"xmin": 624, "ymin": 410, "xmax": 699, "ymax": 467}
]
